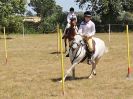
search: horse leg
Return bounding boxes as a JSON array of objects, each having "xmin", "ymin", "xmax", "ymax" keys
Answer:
[
  {"xmin": 88, "ymin": 62, "xmax": 96, "ymax": 79},
  {"xmin": 60, "ymin": 63, "xmax": 77, "ymax": 82},
  {"xmin": 88, "ymin": 58, "xmax": 100, "ymax": 79},
  {"xmin": 64, "ymin": 38, "xmax": 67, "ymax": 53},
  {"xmin": 72, "ymin": 68, "xmax": 75, "ymax": 79},
  {"xmin": 93, "ymin": 58, "xmax": 100, "ymax": 75}
]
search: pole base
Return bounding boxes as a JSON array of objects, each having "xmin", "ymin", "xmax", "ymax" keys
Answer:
[
  {"xmin": 5, "ymin": 58, "xmax": 7, "ymax": 64},
  {"xmin": 126, "ymin": 73, "xmax": 133, "ymax": 80}
]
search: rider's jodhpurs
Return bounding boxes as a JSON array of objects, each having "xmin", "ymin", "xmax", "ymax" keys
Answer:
[{"xmin": 85, "ymin": 36, "xmax": 93, "ymax": 52}]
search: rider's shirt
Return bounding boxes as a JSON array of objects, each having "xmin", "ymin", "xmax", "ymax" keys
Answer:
[
  {"xmin": 64, "ymin": 12, "xmax": 78, "ymax": 35},
  {"xmin": 67, "ymin": 12, "xmax": 77, "ymax": 23},
  {"xmin": 78, "ymin": 20, "xmax": 95, "ymax": 37}
]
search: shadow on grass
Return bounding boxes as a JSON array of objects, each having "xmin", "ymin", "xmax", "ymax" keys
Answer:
[
  {"xmin": 0, "ymin": 37, "xmax": 13, "ymax": 40},
  {"xmin": 50, "ymin": 51, "xmax": 65, "ymax": 54},
  {"xmin": 51, "ymin": 76, "xmax": 88, "ymax": 82}
]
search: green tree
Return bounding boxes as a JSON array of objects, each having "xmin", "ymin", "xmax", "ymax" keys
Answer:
[
  {"xmin": 7, "ymin": 16, "xmax": 24, "ymax": 33},
  {"xmin": 0, "ymin": 0, "xmax": 25, "ymax": 27},
  {"xmin": 26, "ymin": 11, "xmax": 34, "ymax": 16},
  {"xmin": 76, "ymin": 0, "xmax": 133, "ymax": 24},
  {"xmin": 30, "ymin": 0, "xmax": 63, "ymax": 33},
  {"xmin": 30, "ymin": 0, "xmax": 57, "ymax": 17},
  {"xmin": 122, "ymin": 0, "xmax": 133, "ymax": 12},
  {"xmin": 118, "ymin": 12, "xmax": 133, "ymax": 24}
]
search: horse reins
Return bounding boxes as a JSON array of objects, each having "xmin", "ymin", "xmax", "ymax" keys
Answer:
[{"xmin": 71, "ymin": 41, "xmax": 84, "ymax": 64}]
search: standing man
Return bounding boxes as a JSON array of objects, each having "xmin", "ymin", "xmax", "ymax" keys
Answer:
[{"xmin": 78, "ymin": 11, "xmax": 96, "ymax": 64}]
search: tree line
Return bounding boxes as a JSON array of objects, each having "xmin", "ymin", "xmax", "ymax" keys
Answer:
[{"xmin": 0, "ymin": 0, "xmax": 133, "ymax": 34}]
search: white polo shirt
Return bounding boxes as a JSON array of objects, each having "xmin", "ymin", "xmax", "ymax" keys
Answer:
[
  {"xmin": 78, "ymin": 20, "xmax": 96, "ymax": 37},
  {"xmin": 67, "ymin": 12, "xmax": 77, "ymax": 23}
]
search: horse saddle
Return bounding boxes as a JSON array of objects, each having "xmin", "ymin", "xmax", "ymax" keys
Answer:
[
  {"xmin": 86, "ymin": 39, "xmax": 95, "ymax": 58},
  {"xmin": 80, "ymin": 39, "xmax": 95, "ymax": 62}
]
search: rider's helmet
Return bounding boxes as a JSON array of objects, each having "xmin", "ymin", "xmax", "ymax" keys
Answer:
[
  {"xmin": 70, "ymin": 7, "xmax": 74, "ymax": 12},
  {"xmin": 84, "ymin": 11, "xmax": 92, "ymax": 17}
]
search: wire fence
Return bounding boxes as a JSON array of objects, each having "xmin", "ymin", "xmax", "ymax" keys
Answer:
[
  {"xmin": 96, "ymin": 24, "xmax": 133, "ymax": 33},
  {"xmin": 0, "ymin": 24, "xmax": 133, "ymax": 36}
]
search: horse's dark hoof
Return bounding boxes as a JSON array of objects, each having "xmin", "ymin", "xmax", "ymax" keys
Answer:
[
  {"xmin": 93, "ymin": 73, "xmax": 96, "ymax": 76},
  {"xmin": 93, "ymin": 71, "xmax": 96, "ymax": 76},
  {"xmin": 66, "ymin": 54, "xmax": 69, "ymax": 57},
  {"xmin": 62, "ymin": 36, "xmax": 65, "ymax": 39}
]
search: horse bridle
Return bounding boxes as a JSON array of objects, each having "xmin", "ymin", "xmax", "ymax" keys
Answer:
[{"xmin": 70, "ymin": 39, "xmax": 85, "ymax": 64}]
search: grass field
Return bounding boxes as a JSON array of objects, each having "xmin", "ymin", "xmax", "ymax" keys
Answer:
[{"xmin": 0, "ymin": 33, "xmax": 133, "ymax": 99}]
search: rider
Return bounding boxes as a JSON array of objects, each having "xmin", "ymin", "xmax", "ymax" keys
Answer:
[
  {"xmin": 78, "ymin": 11, "xmax": 96, "ymax": 64},
  {"xmin": 63, "ymin": 7, "xmax": 77, "ymax": 37},
  {"xmin": 64, "ymin": 17, "xmax": 78, "ymax": 57}
]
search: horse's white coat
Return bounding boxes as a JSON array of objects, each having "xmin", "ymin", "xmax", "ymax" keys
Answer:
[{"xmin": 62, "ymin": 35, "xmax": 108, "ymax": 81}]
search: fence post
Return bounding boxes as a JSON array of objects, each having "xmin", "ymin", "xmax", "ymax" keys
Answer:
[
  {"xmin": 57, "ymin": 24, "xmax": 60, "ymax": 54},
  {"xmin": 23, "ymin": 24, "xmax": 25, "ymax": 38},
  {"xmin": 109, "ymin": 24, "xmax": 111, "ymax": 43},
  {"xmin": 3, "ymin": 27, "xmax": 8, "ymax": 63}
]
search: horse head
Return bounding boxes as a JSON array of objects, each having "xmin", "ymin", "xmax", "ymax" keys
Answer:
[
  {"xmin": 63, "ymin": 18, "xmax": 78, "ymax": 53},
  {"xmin": 66, "ymin": 18, "xmax": 77, "ymax": 41},
  {"xmin": 70, "ymin": 18, "xmax": 77, "ymax": 28},
  {"xmin": 71, "ymin": 35, "xmax": 85, "ymax": 51}
]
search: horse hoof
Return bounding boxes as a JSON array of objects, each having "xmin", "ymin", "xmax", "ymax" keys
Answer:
[
  {"xmin": 93, "ymin": 72, "xmax": 96, "ymax": 76},
  {"xmin": 88, "ymin": 76, "xmax": 93, "ymax": 79},
  {"xmin": 66, "ymin": 54, "xmax": 69, "ymax": 57},
  {"xmin": 59, "ymin": 80, "xmax": 62, "ymax": 83}
]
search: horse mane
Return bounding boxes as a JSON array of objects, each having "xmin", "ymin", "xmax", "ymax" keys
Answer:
[{"xmin": 66, "ymin": 27, "xmax": 76, "ymax": 41}]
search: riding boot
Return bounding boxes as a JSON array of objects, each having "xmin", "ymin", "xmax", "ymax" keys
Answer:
[{"xmin": 87, "ymin": 51, "xmax": 94, "ymax": 65}]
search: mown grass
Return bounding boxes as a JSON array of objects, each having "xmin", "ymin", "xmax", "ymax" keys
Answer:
[{"xmin": 0, "ymin": 33, "xmax": 133, "ymax": 99}]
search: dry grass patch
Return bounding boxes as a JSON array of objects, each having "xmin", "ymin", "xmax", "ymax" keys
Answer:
[{"xmin": 0, "ymin": 33, "xmax": 133, "ymax": 99}]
